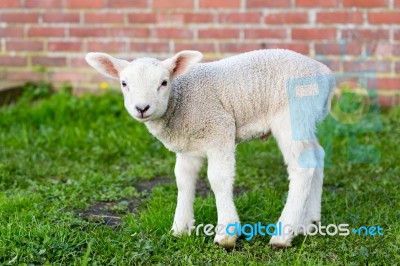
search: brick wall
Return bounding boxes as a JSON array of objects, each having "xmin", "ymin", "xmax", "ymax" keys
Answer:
[{"xmin": 0, "ymin": 0, "xmax": 399, "ymax": 106}]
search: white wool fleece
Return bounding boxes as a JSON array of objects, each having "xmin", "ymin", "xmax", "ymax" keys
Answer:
[
  {"xmin": 86, "ymin": 49, "xmax": 336, "ymax": 249},
  {"xmin": 146, "ymin": 49, "xmax": 334, "ymax": 154}
]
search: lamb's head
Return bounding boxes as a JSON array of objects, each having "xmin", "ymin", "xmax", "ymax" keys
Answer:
[{"xmin": 85, "ymin": 50, "xmax": 203, "ymax": 122}]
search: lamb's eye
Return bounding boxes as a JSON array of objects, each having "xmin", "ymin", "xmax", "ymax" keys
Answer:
[
  {"xmin": 121, "ymin": 81, "xmax": 127, "ymax": 87},
  {"xmin": 161, "ymin": 80, "xmax": 168, "ymax": 86}
]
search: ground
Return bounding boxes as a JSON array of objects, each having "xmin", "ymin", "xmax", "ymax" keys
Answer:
[{"xmin": 0, "ymin": 88, "xmax": 399, "ymax": 265}]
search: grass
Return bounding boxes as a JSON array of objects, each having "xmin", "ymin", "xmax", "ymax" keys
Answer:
[{"xmin": 0, "ymin": 87, "xmax": 399, "ymax": 265}]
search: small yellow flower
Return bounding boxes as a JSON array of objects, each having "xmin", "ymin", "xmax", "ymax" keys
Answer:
[{"xmin": 100, "ymin": 82, "xmax": 109, "ymax": 90}]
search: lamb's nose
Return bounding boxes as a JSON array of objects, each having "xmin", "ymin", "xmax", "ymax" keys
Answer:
[{"xmin": 136, "ymin": 105, "xmax": 150, "ymax": 114}]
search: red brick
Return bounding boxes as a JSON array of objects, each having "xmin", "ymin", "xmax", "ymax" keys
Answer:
[
  {"xmin": 395, "ymin": 30, "xmax": 400, "ymax": 40},
  {"xmin": 368, "ymin": 12, "xmax": 400, "ymax": 24},
  {"xmin": 153, "ymin": 0, "xmax": 194, "ymax": 8},
  {"xmin": 28, "ymin": 27, "xmax": 65, "ymax": 37},
  {"xmin": 218, "ymin": 12, "xmax": 261, "ymax": 24},
  {"xmin": 292, "ymin": 29, "xmax": 336, "ymax": 40},
  {"xmin": 317, "ymin": 11, "xmax": 363, "ymax": 24},
  {"xmin": 107, "ymin": 0, "xmax": 148, "ymax": 8},
  {"xmin": 156, "ymin": 14, "xmax": 184, "ymax": 24},
  {"xmin": 130, "ymin": 42, "xmax": 170, "ymax": 53},
  {"xmin": 393, "ymin": 45, "xmax": 400, "ymax": 56},
  {"xmin": 183, "ymin": 13, "xmax": 214, "ymax": 23},
  {"xmin": 244, "ymin": 29, "xmax": 286, "ymax": 39},
  {"xmin": 317, "ymin": 60, "xmax": 341, "ymax": 72},
  {"xmin": 0, "ymin": 0, "xmax": 20, "ymax": 8},
  {"xmin": 90, "ymin": 73, "xmax": 111, "ymax": 83},
  {"xmin": 66, "ymin": 0, "xmax": 104, "ymax": 8},
  {"xmin": 0, "ymin": 28, "xmax": 24, "ymax": 38},
  {"xmin": 261, "ymin": 43, "xmax": 310, "ymax": 54},
  {"xmin": 109, "ymin": 28, "xmax": 149, "ymax": 38},
  {"xmin": 296, "ymin": 0, "xmax": 338, "ymax": 7},
  {"xmin": 88, "ymin": 41, "xmax": 127, "ymax": 53},
  {"xmin": 25, "ymin": 0, "xmax": 62, "ymax": 8},
  {"xmin": 70, "ymin": 57, "xmax": 88, "ymax": 67},
  {"xmin": 48, "ymin": 41, "xmax": 83, "ymax": 52},
  {"xmin": 200, "ymin": 0, "xmax": 241, "ymax": 8},
  {"xmin": 395, "ymin": 62, "xmax": 400, "ymax": 72},
  {"xmin": 43, "ymin": 12, "xmax": 80, "ymax": 23},
  {"xmin": 154, "ymin": 28, "xmax": 193, "ymax": 39},
  {"xmin": 378, "ymin": 94, "xmax": 396, "ymax": 107},
  {"xmin": 374, "ymin": 78, "xmax": 400, "ymax": 90},
  {"xmin": 198, "ymin": 29, "xmax": 239, "ymax": 39},
  {"xmin": 315, "ymin": 43, "xmax": 361, "ymax": 55},
  {"xmin": 128, "ymin": 13, "xmax": 157, "ymax": 23},
  {"xmin": 343, "ymin": 0, "xmax": 387, "ymax": 7},
  {"xmin": 32, "ymin": 56, "xmax": 66, "ymax": 67},
  {"xmin": 0, "ymin": 56, "xmax": 26, "ymax": 67},
  {"xmin": 247, "ymin": 0, "xmax": 290, "ymax": 8},
  {"xmin": 265, "ymin": 12, "xmax": 308, "ymax": 24},
  {"xmin": 342, "ymin": 29, "xmax": 389, "ymax": 41},
  {"xmin": 51, "ymin": 71, "xmax": 88, "ymax": 82},
  {"xmin": 219, "ymin": 43, "xmax": 262, "ymax": 53},
  {"xmin": 0, "ymin": 13, "xmax": 39, "ymax": 23},
  {"xmin": 366, "ymin": 43, "xmax": 395, "ymax": 57},
  {"xmin": 6, "ymin": 41, "xmax": 43, "ymax": 52},
  {"xmin": 69, "ymin": 28, "xmax": 108, "ymax": 37},
  {"xmin": 85, "ymin": 13, "xmax": 125, "ymax": 24},
  {"xmin": 6, "ymin": 71, "xmax": 44, "ymax": 82},
  {"xmin": 343, "ymin": 61, "xmax": 391, "ymax": 73},
  {"xmin": 175, "ymin": 42, "xmax": 215, "ymax": 53}
]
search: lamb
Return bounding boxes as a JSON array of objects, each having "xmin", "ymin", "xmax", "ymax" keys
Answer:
[{"xmin": 85, "ymin": 49, "xmax": 335, "ymax": 249}]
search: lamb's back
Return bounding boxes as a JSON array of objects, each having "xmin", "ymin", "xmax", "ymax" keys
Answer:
[{"xmin": 179, "ymin": 49, "xmax": 332, "ymax": 126}]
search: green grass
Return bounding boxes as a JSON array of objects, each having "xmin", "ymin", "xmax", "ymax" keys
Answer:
[{"xmin": 0, "ymin": 88, "xmax": 399, "ymax": 265}]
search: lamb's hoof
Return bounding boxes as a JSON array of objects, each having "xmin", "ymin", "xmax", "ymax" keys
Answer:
[
  {"xmin": 214, "ymin": 234, "xmax": 237, "ymax": 250},
  {"xmin": 269, "ymin": 236, "xmax": 292, "ymax": 249},
  {"xmin": 171, "ymin": 231, "xmax": 180, "ymax": 238},
  {"xmin": 171, "ymin": 229, "xmax": 181, "ymax": 238},
  {"xmin": 171, "ymin": 226, "xmax": 189, "ymax": 238},
  {"xmin": 171, "ymin": 219, "xmax": 195, "ymax": 237}
]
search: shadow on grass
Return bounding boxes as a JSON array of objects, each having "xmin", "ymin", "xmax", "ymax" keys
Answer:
[{"xmin": 77, "ymin": 176, "xmax": 249, "ymax": 228}]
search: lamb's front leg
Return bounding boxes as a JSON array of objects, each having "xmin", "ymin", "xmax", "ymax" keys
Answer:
[
  {"xmin": 171, "ymin": 153, "xmax": 203, "ymax": 236},
  {"xmin": 207, "ymin": 148, "xmax": 240, "ymax": 249}
]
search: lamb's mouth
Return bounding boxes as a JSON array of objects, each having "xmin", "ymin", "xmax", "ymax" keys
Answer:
[{"xmin": 136, "ymin": 114, "xmax": 152, "ymax": 121}]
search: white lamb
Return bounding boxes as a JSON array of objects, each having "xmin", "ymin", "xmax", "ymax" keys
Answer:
[{"xmin": 85, "ymin": 49, "xmax": 335, "ymax": 249}]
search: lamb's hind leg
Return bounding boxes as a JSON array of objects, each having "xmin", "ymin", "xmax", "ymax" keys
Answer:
[
  {"xmin": 269, "ymin": 121, "xmax": 324, "ymax": 248},
  {"xmin": 303, "ymin": 166, "xmax": 323, "ymax": 227}
]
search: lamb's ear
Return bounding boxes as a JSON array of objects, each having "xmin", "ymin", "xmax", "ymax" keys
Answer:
[
  {"xmin": 162, "ymin": 50, "xmax": 203, "ymax": 77},
  {"xmin": 85, "ymin": 52, "xmax": 128, "ymax": 80}
]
